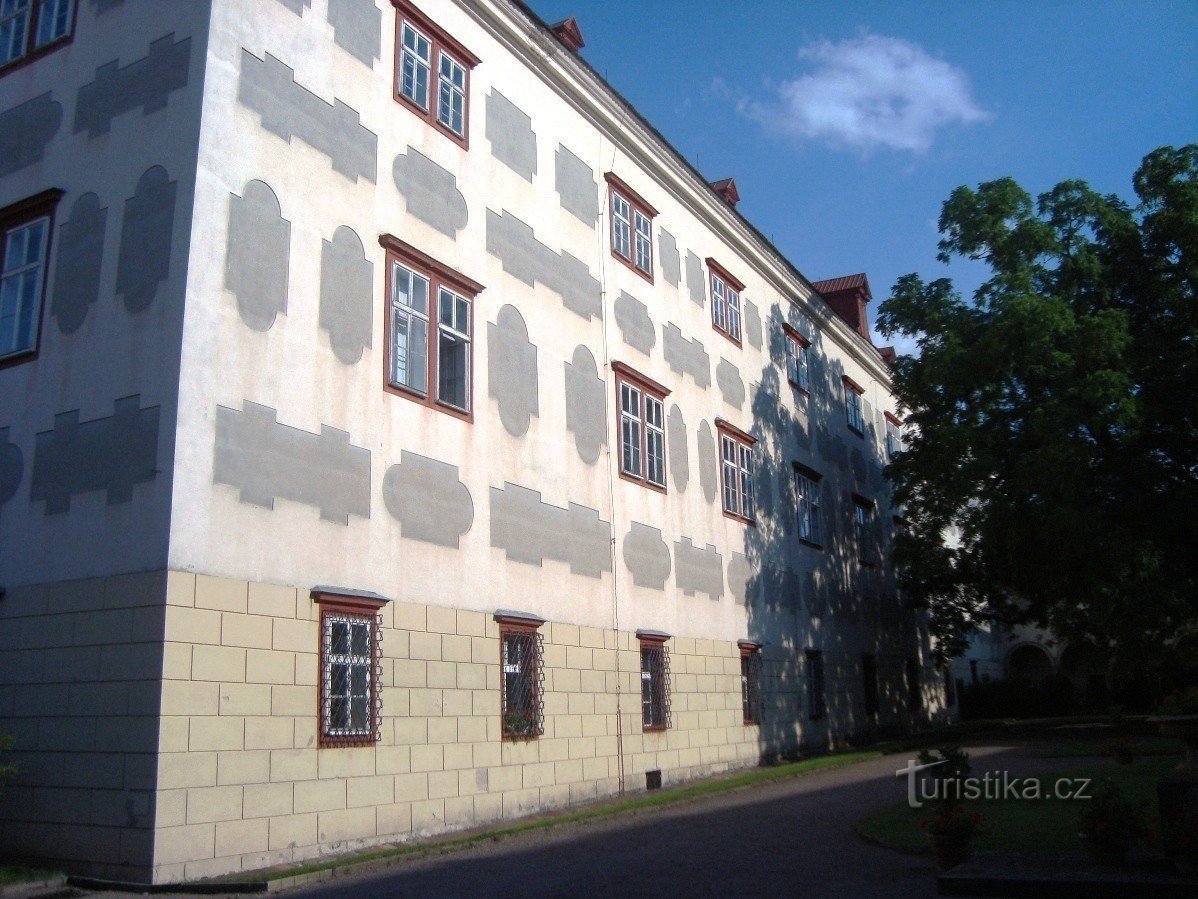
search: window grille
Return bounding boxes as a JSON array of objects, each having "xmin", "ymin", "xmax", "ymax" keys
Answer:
[
  {"xmin": 741, "ymin": 651, "xmax": 762, "ymax": 724},
  {"xmin": 501, "ymin": 629, "xmax": 544, "ymax": 739},
  {"xmin": 640, "ymin": 642, "xmax": 671, "ymax": 731},
  {"xmin": 806, "ymin": 650, "xmax": 826, "ymax": 720},
  {"xmin": 319, "ymin": 609, "xmax": 383, "ymax": 747}
]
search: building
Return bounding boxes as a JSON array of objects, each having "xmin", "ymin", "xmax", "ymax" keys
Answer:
[{"xmin": 0, "ymin": 0, "xmax": 948, "ymax": 883}]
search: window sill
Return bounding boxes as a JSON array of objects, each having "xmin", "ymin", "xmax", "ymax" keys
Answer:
[
  {"xmin": 0, "ymin": 348, "xmax": 38, "ymax": 370},
  {"xmin": 611, "ymin": 249, "xmax": 654, "ymax": 285},
  {"xmin": 0, "ymin": 35, "xmax": 73, "ymax": 78},
  {"xmin": 798, "ymin": 538, "xmax": 823, "ymax": 551},
  {"xmin": 392, "ymin": 90, "xmax": 470, "ymax": 150},
  {"xmin": 848, "ymin": 425, "xmax": 864, "ymax": 438},
  {"xmin": 643, "ymin": 725, "xmax": 668, "ymax": 734},
  {"xmin": 619, "ymin": 470, "xmax": 667, "ymax": 495},
  {"xmin": 384, "ymin": 381, "xmax": 474, "ymax": 424},
  {"xmin": 713, "ymin": 323, "xmax": 742, "ymax": 349},
  {"xmin": 722, "ymin": 509, "xmax": 756, "ymax": 527},
  {"xmin": 789, "ymin": 381, "xmax": 810, "ymax": 397}
]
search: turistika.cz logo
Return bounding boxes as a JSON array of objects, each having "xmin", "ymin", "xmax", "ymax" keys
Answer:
[{"xmin": 894, "ymin": 758, "xmax": 1093, "ymax": 809}]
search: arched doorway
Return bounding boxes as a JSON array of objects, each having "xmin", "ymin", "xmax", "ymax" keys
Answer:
[{"xmin": 1007, "ymin": 643, "xmax": 1053, "ymax": 681}]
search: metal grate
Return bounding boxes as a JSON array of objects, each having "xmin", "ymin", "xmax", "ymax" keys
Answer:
[
  {"xmin": 640, "ymin": 642, "xmax": 671, "ymax": 730},
  {"xmin": 741, "ymin": 651, "xmax": 762, "ymax": 724},
  {"xmin": 501, "ymin": 629, "xmax": 544, "ymax": 739},
  {"xmin": 320, "ymin": 609, "xmax": 382, "ymax": 747}
]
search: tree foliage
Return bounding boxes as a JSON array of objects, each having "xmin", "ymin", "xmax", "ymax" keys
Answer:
[{"xmin": 877, "ymin": 146, "xmax": 1198, "ymax": 664}]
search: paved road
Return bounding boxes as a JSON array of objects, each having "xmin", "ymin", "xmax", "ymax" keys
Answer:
[{"xmin": 287, "ymin": 745, "xmax": 1053, "ymax": 899}]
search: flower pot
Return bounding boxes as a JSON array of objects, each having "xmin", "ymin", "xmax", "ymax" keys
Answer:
[
  {"xmin": 1150, "ymin": 715, "xmax": 1198, "ymax": 869},
  {"xmin": 927, "ymin": 832, "xmax": 972, "ymax": 870}
]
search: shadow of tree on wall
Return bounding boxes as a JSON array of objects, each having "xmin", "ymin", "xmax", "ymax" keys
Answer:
[{"xmin": 737, "ymin": 303, "xmax": 939, "ymax": 763}]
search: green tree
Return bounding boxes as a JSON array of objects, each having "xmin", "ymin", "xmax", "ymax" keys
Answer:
[{"xmin": 876, "ymin": 145, "xmax": 1198, "ymax": 669}]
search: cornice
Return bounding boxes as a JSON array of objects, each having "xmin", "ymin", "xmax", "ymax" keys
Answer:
[{"xmin": 456, "ymin": 0, "xmax": 892, "ymax": 388}]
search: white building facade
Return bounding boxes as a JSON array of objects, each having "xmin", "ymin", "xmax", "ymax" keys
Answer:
[{"xmin": 0, "ymin": 0, "xmax": 947, "ymax": 883}]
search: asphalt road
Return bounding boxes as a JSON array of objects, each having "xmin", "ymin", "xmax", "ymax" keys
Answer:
[{"xmin": 287, "ymin": 745, "xmax": 1048, "ymax": 899}]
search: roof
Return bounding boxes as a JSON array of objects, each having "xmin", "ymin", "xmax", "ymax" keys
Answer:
[{"xmin": 811, "ymin": 273, "xmax": 872, "ymax": 300}]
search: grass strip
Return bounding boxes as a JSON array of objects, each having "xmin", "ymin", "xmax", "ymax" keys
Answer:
[
  {"xmin": 0, "ymin": 864, "xmax": 60, "ymax": 886},
  {"xmin": 242, "ymin": 749, "xmax": 881, "ymax": 883}
]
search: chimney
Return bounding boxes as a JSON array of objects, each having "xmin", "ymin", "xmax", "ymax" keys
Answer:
[
  {"xmin": 550, "ymin": 18, "xmax": 585, "ymax": 54},
  {"xmin": 710, "ymin": 177, "xmax": 740, "ymax": 208},
  {"xmin": 811, "ymin": 274, "xmax": 874, "ymax": 343}
]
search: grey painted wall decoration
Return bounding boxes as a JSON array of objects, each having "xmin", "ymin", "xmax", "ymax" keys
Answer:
[
  {"xmin": 667, "ymin": 404, "xmax": 688, "ymax": 492},
  {"xmin": 745, "ymin": 299, "xmax": 763, "ymax": 350},
  {"xmin": 490, "ymin": 482, "xmax": 612, "ymax": 578},
  {"xmin": 485, "ymin": 89, "xmax": 537, "ymax": 182},
  {"xmin": 685, "ymin": 251, "xmax": 705, "ymax": 306},
  {"xmin": 728, "ymin": 552, "xmax": 753, "ymax": 606},
  {"xmin": 674, "ymin": 537, "xmax": 723, "ymax": 599},
  {"xmin": 214, "ymin": 401, "xmax": 370, "ymax": 525},
  {"xmin": 74, "ymin": 33, "xmax": 191, "ymax": 138},
  {"xmin": 382, "ymin": 451, "xmax": 473, "ymax": 548},
  {"xmin": 697, "ymin": 419, "xmax": 717, "ymax": 504},
  {"xmin": 116, "ymin": 166, "xmax": 176, "ymax": 314},
  {"xmin": 850, "ymin": 446, "xmax": 868, "ymax": 484},
  {"xmin": 658, "ymin": 228, "xmax": 681, "ymax": 287},
  {"xmin": 272, "ymin": 0, "xmax": 311, "ymax": 12},
  {"xmin": 623, "ymin": 523, "xmax": 671, "ymax": 590},
  {"xmin": 554, "ymin": 145, "xmax": 597, "ymax": 226},
  {"xmin": 716, "ymin": 358, "xmax": 745, "ymax": 409},
  {"xmin": 487, "ymin": 304, "xmax": 538, "ymax": 437},
  {"xmin": 392, "ymin": 149, "xmax": 468, "ymax": 237},
  {"xmin": 0, "ymin": 93, "xmax": 62, "ymax": 178},
  {"xmin": 319, "ymin": 225, "xmax": 372, "ymax": 364},
  {"xmin": 564, "ymin": 345, "xmax": 606, "ymax": 464},
  {"xmin": 614, "ymin": 291, "xmax": 655, "ymax": 355},
  {"xmin": 0, "ymin": 428, "xmax": 22, "ymax": 508},
  {"xmin": 91, "ymin": 0, "xmax": 126, "ymax": 13},
  {"xmin": 30, "ymin": 395, "xmax": 160, "ymax": 515},
  {"xmin": 485, "ymin": 209, "xmax": 602, "ymax": 321},
  {"xmin": 51, "ymin": 193, "xmax": 107, "ymax": 334},
  {"xmin": 761, "ymin": 564, "xmax": 803, "ymax": 614},
  {"xmin": 238, "ymin": 49, "xmax": 377, "ymax": 183},
  {"xmin": 328, "ymin": 0, "xmax": 381, "ymax": 66},
  {"xmin": 662, "ymin": 322, "xmax": 710, "ymax": 388},
  {"xmin": 225, "ymin": 179, "xmax": 290, "ymax": 332}
]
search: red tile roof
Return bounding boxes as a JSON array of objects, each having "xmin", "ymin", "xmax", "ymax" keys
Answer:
[{"xmin": 811, "ymin": 273, "xmax": 872, "ymax": 300}]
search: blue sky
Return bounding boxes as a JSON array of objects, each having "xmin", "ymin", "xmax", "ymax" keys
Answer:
[{"xmin": 529, "ymin": 0, "xmax": 1198, "ymax": 351}]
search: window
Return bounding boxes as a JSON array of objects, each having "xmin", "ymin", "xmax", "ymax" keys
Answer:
[
  {"xmin": 843, "ymin": 376, "xmax": 865, "ymax": 434},
  {"xmin": 1, "ymin": 0, "xmax": 75, "ymax": 71},
  {"xmin": 862, "ymin": 654, "xmax": 879, "ymax": 716},
  {"xmin": 638, "ymin": 632, "xmax": 671, "ymax": 732},
  {"xmin": 740, "ymin": 642, "xmax": 762, "ymax": 725},
  {"xmin": 717, "ymin": 419, "xmax": 755, "ymax": 523},
  {"xmin": 313, "ymin": 588, "xmax": 386, "ymax": 748},
  {"xmin": 784, "ymin": 326, "xmax": 811, "ymax": 393},
  {"xmin": 614, "ymin": 362, "xmax": 669, "ymax": 491},
  {"xmin": 382, "ymin": 234, "xmax": 483, "ymax": 421},
  {"xmin": 853, "ymin": 495, "xmax": 875, "ymax": 564},
  {"xmin": 604, "ymin": 173, "xmax": 656, "ymax": 282},
  {"xmin": 1, "ymin": 189, "xmax": 61, "ymax": 364},
  {"xmin": 906, "ymin": 658, "xmax": 921, "ymax": 712},
  {"xmin": 495, "ymin": 612, "xmax": 545, "ymax": 740},
  {"xmin": 806, "ymin": 650, "xmax": 826, "ymax": 720},
  {"xmin": 393, "ymin": 0, "xmax": 479, "ymax": 146},
  {"xmin": 707, "ymin": 258, "xmax": 743, "ymax": 345},
  {"xmin": 793, "ymin": 463, "xmax": 823, "ymax": 548},
  {"xmin": 885, "ymin": 413, "xmax": 903, "ymax": 459}
]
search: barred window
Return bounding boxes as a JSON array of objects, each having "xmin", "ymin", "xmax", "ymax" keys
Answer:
[
  {"xmin": 314, "ymin": 589, "xmax": 386, "ymax": 749},
  {"xmin": 740, "ymin": 643, "xmax": 762, "ymax": 725},
  {"xmin": 806, "ymin": 650, "xmax": 826, "ymax": 721},
  {"xmin": 500, "ymin": 627, "xmax": 544, "ymax": 740},
  {"xmin": 639, "ymin": 634, "xmax": 670, "ymax": 731}
]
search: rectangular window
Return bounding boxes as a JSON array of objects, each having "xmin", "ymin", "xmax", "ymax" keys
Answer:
[
  {"xmin": 906, "ymin": 658, "xmax": 921, "ymax": 712},
  {"xmin": 885, "ymin": 414, "xmax": 903, "ymax": 459},
  {"xmin": 639, "ymin": 635, "xmax": 670, "ymax": 731},
  {"xmin": 707, "ymin": 259, "xmax": 743, "ymax": 345},
  {"xmin": 862, "ymin": 654, "xmax": 879, "ymax": 716},
  {"xmin": 1, "ymin": 189, "xmax": 61, "ymax": 363},
  {"xmin": 383, "ymin": 235, "xmax": 482, "ymax": 421},
  {"xmin": 806, "ymin": 650, "xmax": 826, "ymax": 720},
  {"xmin": 844, "ymin": 376, "xmax": 865, "ymax": 434},
  {"xmin": 717, "ymin": 420, "xmax": 755, "ymax": 522},
  {"xmin": 853, "ymin": 496, "xmax": 874, "ymax": 563},
  {"xmin": 1, "ymin": 0, "xmax": 74, "ymax": 70},
  {"xmin": 605, "ymin": 173, "xmax": 656, "ymax": 282},
  {"xmin": 740, "ymin": 644, "xmax": 762, "ymax": 725},
  {"xmin": 500, "ymin": 626, "xmax": 544, "ymax": 740},
  {"xmin": 313, "ymin": 589, "xmax": 385, "ymax": 749},
  {"xmin": 393, "ymin": 1, "xmax": 478, "ymax": 146},
  {"xmin": 793, "ymin": 463, "xmax": 822, "ymax": 547},
  {"xmin": 784, "ymin": 327, "xmax": 811, "ymax": 393},
  {"xmin": 614, "ymin": 362, "xmax": 669, "ymax": 491}
]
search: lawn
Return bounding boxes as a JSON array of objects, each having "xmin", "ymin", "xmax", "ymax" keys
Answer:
[
  {"xmin": 855, "ymin": 754, "xmax": 1177, "ymax": 855},
  {"xmin": 0, "ymin": 864, "xmax": 59, "ymax": 886}
]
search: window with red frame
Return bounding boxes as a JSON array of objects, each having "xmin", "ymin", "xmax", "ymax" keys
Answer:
[
  {"xmin": 707, "ymin": 258, "xmax": 743, "ymax": 345},
  {"xmin": 313, "ymin": 589, "xmax": 386, "ymax": 748},
  {"xmin": 740, "ymin": 642, "xmax": 762, "ymax": 725},
  {"xmin": 784, "ymin": 326, "xmax": 811, "ymax": 393},
  {"xmin": 496, "ymin": 613, "xmax": 544, "ymax": 740},
  {"xmin": 885, "ymin": 412, "xmax": 903, "ymax": 458},
  {"xmin": 605, "ymin": 173, "xmax": 656, "ymax": 281},
  {"xmin": 639, "ymin": 632, "xmax": 671, "ymax": 731},
  {"xmin": 1, "ymin": 189, "xmax": 62, "ymax": 364},
  {"xmin": 614, "ymin": 362, "xmax": 669, "ymax": 491},
  {"xmin": 843, "ymin": 376, "xmax": 865, "ymax": 434},
  {"xmin": 1, "ymin": 0, "xmax": 75, "ymax": 71},
  {"xmin": 382, "ymin": 234, "xmax": 482, "ymax": 421},
  {"xmin": 392, "ymin": 0, "xmax": 479, "ymax": 145},
  {"xmin": 717, "ymin": 419, "xmax": 755, "ymax": 523}
]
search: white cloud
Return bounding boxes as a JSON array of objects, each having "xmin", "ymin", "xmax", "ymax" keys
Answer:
[{"xmin": 741, "ymin": 35, "xmax": 989, "ymax": 153}]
